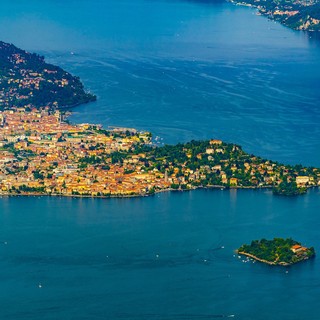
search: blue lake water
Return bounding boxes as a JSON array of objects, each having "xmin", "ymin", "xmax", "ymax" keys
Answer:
[
  {"xmin": 0, "ymin": 0, "xmax": 320, "ymax": 319},
  {"xmin": 1, "ymin": 190, "xmax": 320, "ymax": 320}
]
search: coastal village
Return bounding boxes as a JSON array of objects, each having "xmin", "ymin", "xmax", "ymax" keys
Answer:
[
  {"xmin": 0, "ymin": 41, "xmax": 96, "ymax": 109},
  {"xmin": 0, "ymin": 107, "xmax": 164, "ymax": 196},
  {"xmin": 231, "ymin": 0, "xmax": 320, "ymax": 31},
  {"xmin": 1, "ymin": 40, "xmax": 320, "ymax": 197},
  {"xmin": 0, "ymin": 107, "xmax": 319, "ymax": 197}
]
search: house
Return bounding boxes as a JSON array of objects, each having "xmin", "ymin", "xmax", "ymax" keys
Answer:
[
  {"xmin": 210, "ymin": 139, "xmax": 222, "ymax": 145},
  {"xmin": 229, "ymin": 177, "xmax": 238, "ymax": 186},
  {"xmin": 296, "ymin": 176, "xmax": 310, "ymax": 187},
  {"xmin": 220, "ymin": 172, "xmax": 228, "ymax": 184},
  {"xmin": 291, "ymin": 244, "xmax": 308, "ymax": 254}
]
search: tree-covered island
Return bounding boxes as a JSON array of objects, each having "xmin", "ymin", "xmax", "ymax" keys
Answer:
[
  {"xmin": 0, "ymin": 41, "xmax": 319, "ymax": 198},
  {"xmin": 237, "ymin": 238, "xmax": 315, "ymax": 265},
  {"xmin": 230, "ymin": 0, "xmax": 320, "ymax": 31}
]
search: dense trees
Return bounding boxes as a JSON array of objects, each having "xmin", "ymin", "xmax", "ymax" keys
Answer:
[
  {"xmin": 238, "ymin": 238, "xmax": 315, "ymax": 264},
  {"xmin": 273, "ymin": 181, "xmax": 307, "ymax": 196},
  {"xmin": 0, "ymin": 41, "xmax": 96, "ymax": 109}
]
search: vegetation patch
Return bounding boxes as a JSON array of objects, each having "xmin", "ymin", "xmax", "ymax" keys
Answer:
[{"xmin": 238, "ymin": 238, "xmax": 315, "ymax": 265}]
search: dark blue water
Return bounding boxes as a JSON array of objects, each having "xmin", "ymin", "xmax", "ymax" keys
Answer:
[
  {"xmin": 0, "ymin": 0, "xmax": 320, "ymax": 319},
  {"xmin": 1, "ymin": 190, "xmax": 320, "ymax": 320}
]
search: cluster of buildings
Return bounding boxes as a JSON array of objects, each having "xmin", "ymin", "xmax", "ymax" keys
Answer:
[
  {"xmin": 0, "ymin": 42, "xmax": 79, "ymax": 108},
  {"xmin": 1, "ymin": 40, "xmax": 318, "ymax": 198},
  {"xmin": 159, "ymin": 140, "xmax": 320, "ymax": 190},
  {"xmin": 0, "ymin": 107, "xmax": 170, "ymax": 196},
  {"xmin": 291, "ymin": 244, "xmax": 309, "ymax": 255},
  {"xmin": 232, "ymin": 0, "xmax": 320, "ymax": 31},
  {"xmin": 0, "ymin": 107, "xmax": 318, "ymax": 197}
]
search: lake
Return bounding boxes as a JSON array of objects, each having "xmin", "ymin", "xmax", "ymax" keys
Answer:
[
  {"xmin": 0, "ymin": 0, "xmax": 319, "ymax": 319},
  {"xmin": 1, "ymin": 190, "xmax": 320, "ymax": 319}
]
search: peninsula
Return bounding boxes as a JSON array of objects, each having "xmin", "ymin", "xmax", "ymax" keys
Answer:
[
  {"xmin": 0, "ymin": 41, "xmax": 319, "ymax": 198},
  {"xmin": 237, "ymin": 238, "xmax": 315, "ymax": 266},
  {"xmin": 0, "ymin": 41, "xmax": 96, "ymax": 109},
  {"xmin": 230, "ymin": 0, "xmax": 320, "ymax": 31}
]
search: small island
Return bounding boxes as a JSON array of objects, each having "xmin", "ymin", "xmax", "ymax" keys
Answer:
[{"xmin": 237, "ymin": 238, "xmax": 315, "ymax": 266}]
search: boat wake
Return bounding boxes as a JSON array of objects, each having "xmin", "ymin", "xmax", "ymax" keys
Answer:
[{"xmin": 114, "ymin": 314, "xmax": 235, "ymax": 319}]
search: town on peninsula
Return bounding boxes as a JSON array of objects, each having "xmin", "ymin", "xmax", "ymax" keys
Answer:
[{"xmin": 0, "ymin": 41, "xmax": 319, "ymax": 198}]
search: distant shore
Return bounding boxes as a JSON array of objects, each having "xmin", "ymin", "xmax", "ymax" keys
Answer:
[{"xmin": 229, "ymin": 0, "xmax": 320, "ymax": 32}]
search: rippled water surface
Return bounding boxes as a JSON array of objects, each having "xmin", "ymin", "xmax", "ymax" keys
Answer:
[
  {"xmin": 1, "ymin": 190, "xmax": 320, "ymax": 320},
  {"xmin": 0, "ymin": 0, "xmax": 320, "ymax": 319},
  {"xmin": 1, "ymin": 0, "xmax": 319, "ymax": 165}
]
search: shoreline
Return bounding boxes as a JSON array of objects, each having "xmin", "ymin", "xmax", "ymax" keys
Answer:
[
  {"xmin": 229, "ymin": 0, "xmax": 320, "ymax": 33},
  {"xmin": 237, "ymin": 251, "xmax": 279, "ymax": 266},
  {"xmin": 1, "ymin": 42, "xmax": 319, "ymax": 199},
  {"xmin": 237, "ymin": 251, "xmax": 313, "ymax": 266},
  {"xmin": 0, "ymin": 185, "xmax": 318, "ymax": 200}
]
